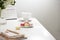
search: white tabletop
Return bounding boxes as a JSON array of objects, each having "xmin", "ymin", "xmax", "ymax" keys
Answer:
[{"xmin": 0, "ymin": 18, "xmax": 56, "ymax": 40}]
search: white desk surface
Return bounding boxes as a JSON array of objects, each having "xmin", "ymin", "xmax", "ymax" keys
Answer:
[{"xmin": 0, "ymin": 18, "xmax": 56, "ymax": 40}]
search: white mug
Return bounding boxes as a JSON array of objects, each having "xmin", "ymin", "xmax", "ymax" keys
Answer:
[{"xmin": 21, "ymin": 12, "xmax": 32, "ymax": 21}]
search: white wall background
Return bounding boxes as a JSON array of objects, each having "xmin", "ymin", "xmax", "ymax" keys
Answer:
[
  {"xmin": 15, "ymin": 0, "xmax": 59, "ymax": 40},
  {"xmin": 2, "ymin": 0, "xmax": 59, "ymax": 40}
]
